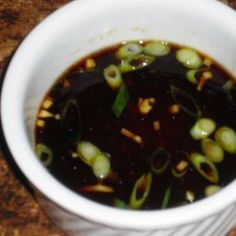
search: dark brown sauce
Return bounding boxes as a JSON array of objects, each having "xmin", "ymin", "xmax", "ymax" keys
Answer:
[{"xmin": 35, "ymin": 41, "xmax": 236, "ymax": 210}]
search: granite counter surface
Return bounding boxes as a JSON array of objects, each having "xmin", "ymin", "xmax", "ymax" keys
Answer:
[{"xmin": 0, "ymin": 1, "xmax": 235, "ymax": 235}]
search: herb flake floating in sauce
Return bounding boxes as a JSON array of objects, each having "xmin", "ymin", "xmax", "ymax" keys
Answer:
[{"xmin": 35, "ymin": 40, "xmax": 236, "ymax": 210}]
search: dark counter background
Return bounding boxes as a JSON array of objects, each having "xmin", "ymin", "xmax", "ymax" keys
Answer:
[{"xmin": 0, "ymin": 1, "xmax": 235, "ymax": 235}]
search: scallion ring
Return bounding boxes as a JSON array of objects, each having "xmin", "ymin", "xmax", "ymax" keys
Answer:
[
  {"xmin": 35, "ymin": 143, "xmax": 53, "ymax": 167},
  {"xmin": 77, "ymin": 141, "xmax": 101, "ymax": 166},
  {"xmin": 61, "ymin": 98, "xmax": 81, "ymax": 143},
  {"xmin": 119, "ymin": 54, "xmax": 155, "ymax": 73},
  {"xmin": 103, "ymin": 64, "xmax": 123, "ymax": 90},
  {"xmin": 116, "ymin": 42, "xmax": 143, "ymax": 59},
  {"xmin": 176, "ymin": 48, "xmax": 202, "ymax": 69},
  {"xmin": 150, "ymin": 147, "xmax": 171, "ymax": 175},
  {"xmin": 190, "ymin": 118, "xmax": 216, "ymax": 140},
  {"xmin": 204, "ymin": 185, "xmax": 221, "ymax": 197},
  {"xmin": 144, "ymin": 40, "xmax": 171, "ymax": 57},
  {"xmin": 170, "ymin": 85, "xmax": 202, "ymax": 118},
  {"xmin": 201, "ymin": 138, "xmax": 224, "ymax": 163},
  {"xmin": 129, "ymin": 172, "xmax": 152, "ymax": 209},
  {"xmin": 92, "ymin": 153, "xmax": 111, "ymax": 179},
  {"xmin": 214, "ymin": 126, "xmax": 236, "ymax": 154},
  {"xmin": 190, "ymin": 153, "xmax": 219, "ymax": 183}
]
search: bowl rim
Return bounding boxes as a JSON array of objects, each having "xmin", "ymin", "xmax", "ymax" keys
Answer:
[{"xmin": 1, "ymin": 0, "xmax": 236, "ymax": 230}]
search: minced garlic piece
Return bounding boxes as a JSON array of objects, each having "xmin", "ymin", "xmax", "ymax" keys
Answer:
[
  {"xmin": 42, "ymin": 97, "xmax": 53, "ymax": 109},
  {"xmin": 54, "ymin": 114, "xmax": 61, "ymax": 120},
  {"xmin": 176, "ymin": 160, "xmax": 188, "ymax": 172},
  {"xmin": 169, "ymin": 104, "xmax": 180, "ymax": 114},
  {"xmin": 121, "ymin": 128, "xmax": 143, "ymax": 144},
  {"xmin": 36, "ymin": 119, "xmax": 45, "ymax": 127},
  {"xmin": 203, "ymin": 71, "xmax": 213, "ymax": 79},
  {"xmin": 203, "ymin": 57, "xmax": 212, "ymax": 67},
  {"xmin": 153, "ymin": 121, "xmax": 160, "ymax": 131},
  {"xmin": 148, "ymin": 98, "xmax": 156, "ymax": 104},
  {"xmin": 186, "ymin": 190, "xmax": 195, "ymax": 203},
  {"xmin": 85, "ymin": 58, "xmax": 96, "ymax": 69},
  {"xmin": 72, "ymin": 152, "xmax": 79, "ymax": 158},
  {"xmin": 38, "ymin": 109, "xmax": 54, "ymax": 118},
  {"xmin": 138, "ymin": 97, "xmax": 156, "ymax": 115},
  {"xmin": 63, "ymin": 79, "xmax": 70, "ymax": 88}
]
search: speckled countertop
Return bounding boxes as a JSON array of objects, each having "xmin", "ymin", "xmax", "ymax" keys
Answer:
[{"xmin": 0, "ymin": 1, "xmax": 235, "ymax": 236}]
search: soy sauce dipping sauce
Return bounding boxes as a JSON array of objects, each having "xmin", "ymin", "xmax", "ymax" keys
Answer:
[{"xmin": 35, "ymin": 40, "xmax": 236, "ymax": 210}]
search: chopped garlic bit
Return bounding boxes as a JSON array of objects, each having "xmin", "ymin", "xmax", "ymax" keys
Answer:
[
  {"xmin": 63, "ymin": 79, "xmax": 71, "ymax": 88},
  {"xmin": 85, "ymin": 58, "xmax": 96, "ymax": 69},
  {"xmin": 42, "ymin": 97, "xmax": 53, "ymax": 109},
  {"xmin": 203, "ymin": 57, "xmax": 212, "ymax": 67},
  {"xmin": 153, "ymin": 120, "xmax": 161, "ymax": 131},
  {"xmin": 176, "ymin": 160, "xmax": 188, "ymax": 172},
  {"xmin": 203, "ymin": 71, "xmax": 213, "ymax": 79},
  {"xmin": 36, "ymin": 119, "xmax": 45, "ymax": 127},
  {"xmin": 72, "ymin": 152, "xmax": 79, "ymax": 158},
  {"xmin": 186, "ymin": 190, "xmax": 195, "ymax": 203},
  {"xmin": 138, "ymin": 97, "xmax": 156, "ymax": 114},
  {"xmin": 169, "ymin": 104, "xmax": 180, "ymax": 114},
  {"xmin": 121, "ymin": 128, "xmax": 143, "ymax": 144},
  {"xmin": 197, "ymin": 71, "xmax": 213, "ymax": 91},
  {"xmin": 148, "ymin": 98, "xmax": 156, "ymax": 104},
  {"xmin": 38, "ymin": 109, "xmax": 54, "ymax": 118},
  {"xmin": 54, "ymin": 114, "xmax": 61, "ymax": 120}
]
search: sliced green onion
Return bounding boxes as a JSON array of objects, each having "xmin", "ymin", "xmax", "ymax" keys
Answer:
[
  {"xmin": 161, "ymin": 186, "xmax": 172, "ymax": 209},
  {"xmin": 204, "ymin": 185, "xmax": 221, "ymax": 197},
  {"xmin": 150, "ymin": 147, "xmax": 171, "ymax": 175},
  {"xmin": 77, "ymin": 141, "xmax": 101, "ymax": 166},
  {"xmin": 176, "ymin": 48, "xmax": 202, "ymax": 69},
  {"xmin": 129, "ymin": 172, "xmax": 152, "ymax": 209},
  {"xmin": 61, "ymin": 98, "xmax": 81, "ymax": 143},
  {"xmin": 112, "ymin": 84, "xmax": 130, "ymax": 119},
  {"xmin": 144, "ymin": 40, "xmax": 171, "ymax": 57},
  {"xmin": 116, "ymin": 42, "xmax": 143, "ymax": 59},
  {"xmin": 201, "ymin": 138, "xmax": 224, "ymax": 163},
  {"xmin": 214, "ymin": 126, "xmax": 236, "ymax": 154},
  {"xmin": 114, "ymin": 198, "xmax": 129, "ymax": 209},
  {"xmin": 170, "ymin": 85, "xmax": 202, "ymax": 118},
  {"xmin": 190, "ymin": 153, "xmax": 219, "ymax": 183},
  {"xmin": 35, "ymin": 143, "xmax": 53, "ymax": 167},
  {"xmin": 103, "ymin": 64, "xmax": 123, "ymax": 90},
  {"xmin": 92, "ymin": 153, "xmax": 111, "ymax": 179},
  {"xmin": 186, "ymin": 69, "xmax": 198, "ymax": 84},
  {"xmin": 223, "ymin": 80, "xmax": 234, "ymax": 91},
  {"xmin": 77, "ymin": 142, "xmax": 111, "ymax": 179},
  {"xmin": 80, "ymin": 184, "xmax": 114, "ymax": 193},
  {"xmin": 190, "ymin": 118, "xmax": 216, "ymax": 140},
  {"xmin": 119, "ymin": 54, "xmax": 155, "ymax": 73}
]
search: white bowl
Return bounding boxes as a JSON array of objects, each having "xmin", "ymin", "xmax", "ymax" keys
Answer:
[{"xmin": 1, "ymin": 0, "xmax": 236, "ymax": 235}]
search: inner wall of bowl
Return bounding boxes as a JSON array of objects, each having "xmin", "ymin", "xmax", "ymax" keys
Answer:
[{"xmin": 24, "ymin": 0, "xmax": 236, "ymax": 148}]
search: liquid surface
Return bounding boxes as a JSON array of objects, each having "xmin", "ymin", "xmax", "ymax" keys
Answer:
[{"xmin": 35, "ymin": 41, "xmax": 236, "ymax": 210}]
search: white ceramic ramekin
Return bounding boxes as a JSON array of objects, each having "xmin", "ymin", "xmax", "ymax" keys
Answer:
[{"xmin": 1, "ymin": 0, "xmax": 236, "ymax": 235}]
